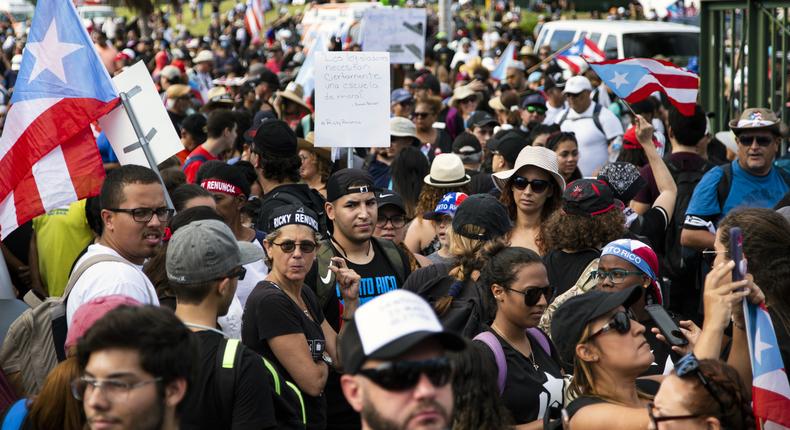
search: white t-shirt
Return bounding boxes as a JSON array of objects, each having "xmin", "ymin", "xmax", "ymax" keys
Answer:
[
  {"xmin": 66, "ymin": 244, "xmax": 159, "ymax": 328},
  {"xmin": 235, "ymin": 239, "xmax": 268, "ymax": 308},
  {"xmin": 543, "ymin": 103, "xmax": 566, "ymax": 126},
  {"xmin": 218, "ymin": 295, "xmax": 243, "ymax": 339},
  {"xmin": 557, "ymin": 103, "xmax": 623, "ymax": 176}
]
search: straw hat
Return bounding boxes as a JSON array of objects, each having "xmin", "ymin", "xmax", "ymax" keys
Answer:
[
  {"xmin": 274, "ymin": 82, "xmax": 312, "ymax": 116},
  {"xmin": 450, "ymin": 85, "xmax": 481, "ymax": 108},
  {"xmin": 201, "ymin": 86, "xmax": 234, "ymax": 111},
  {"xmin": 424, "ymin": 153, "xmax": 471, "ymax": 188},
  {"xmin": 298, "ymin": 132, "xmax": 331, "ymax": 163},
  {"xmin": 492, "ymin": 146, "xmax": 566, "ymax": 192}
]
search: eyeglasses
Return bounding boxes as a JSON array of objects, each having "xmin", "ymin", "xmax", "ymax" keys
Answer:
[
  {"xmin": 586, "ymin": 310, "xmax": 633, "ymax": 342},
  {"xmin": 504, "ymin": 285, "xmax": 553, "ymax": 306},
  {"xmin": 271, "ymin": 240, "xmax": 317, "ymax": 253},
  {"xmin": 737, "ymin": 135, "xmax": 774, "ymax": 147},
  {"xmin": 71, "ymin": 376, "xmax": 162, "ymax": 401},
  {"xmin": 412, "ymin": 112, "xmax": 432, "ymax": 119},
  {"xmin": 226, "ymin": 266, "xmax": 247, "ymax": 281},
  {"xmin": 358, "ymin": 357, "xmax": 452, "ymax": 391},
  {"xmin": 107, "ymin": 207, "xmax": 174, "ymax": 223},
  {"xmin": 591, "ymin": 269, "xmax": 645, "ymax": 284},
  {"xmin": 675, "ymin": 353, "xmax": 726, "ymax": 413},
  {"xmin": 435, "ymin": 215, "xmax": 452, "ymax": 227},
  {"xmin": 646, "ymin": 402, "xmax": 700, "ymax": 427},
  {"xmin": 511, "ymin": 176, "xmax": 550, "ymax": 193},
  {"xmin": 376, "ymin": 214, "xmax": 408, "ymax": 229},
  {"xmin": 526, "ymin": 105, "xmax": 547, "ymax": 114},
  {"xmin": 701, "ymin": 250, "xmax": 726, "ymax": 266}
]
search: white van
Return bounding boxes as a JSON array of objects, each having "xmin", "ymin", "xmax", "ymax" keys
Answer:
[{"xmin": 535, "ymin": 20, "xmax": 699, "ymax": 67}]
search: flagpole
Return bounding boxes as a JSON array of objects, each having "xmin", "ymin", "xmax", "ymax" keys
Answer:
[
  {"xmin": 118, "ymin": 90, "xmax": 175, "ymax": 211},
  {"xmin": 526, "ymin": 40, "xmax": 575, "ymax": 74}
]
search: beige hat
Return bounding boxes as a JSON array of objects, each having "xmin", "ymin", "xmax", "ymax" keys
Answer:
[
  {"xmin": 450, "ymin": 85, "xmax": 481, "ymax": 107},
  {"xmin": 390, "ymin": 117, "xmax": 418, "ymax": 139},
  {"xmin": 160, "ymin": 65, "xmax": 181, "ymax": 81},
  {"xmin": 202, "ymin": 86, "xmax": 234, "ymax": 111},
  {"xmin": 424, "ymin": 153, "xmax": 471, "ymax": 188},
  {"xmin": 488, "ymin": 96, "xmax": 506, "ymax": 112},
  {"xmin": 274, "ymin": 82, "xmax": 312, "ymax": 116},
  {"xmin": 166, "ymin": 84, "xmax": 192, "ymax": 99},
  {"xmin": 728, "ymin": 108, "xmax": 780, "ymax": 135},
  {"xmin": 298, "ymin": 132, "xmax": 332, "ymax": 163},
  {"xmin": 492, "ymin": 146, "xmax": 566, "ymax": 192},
  {"xmin": 194, "ymin": 50, "xmax": 214, "ymax": 63}
]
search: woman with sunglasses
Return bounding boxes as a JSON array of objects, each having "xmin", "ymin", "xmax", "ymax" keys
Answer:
[
  {"xmin": 413, "ymin": 96, "xmax": 453, "ymax": 157},
  {"xmin": 551, "ymin": 286, "xmax": 656, "ymax": 429},
  {"xmin": 649, "ymin": 354, "xmax": 754, "ymax": 430},
  {"xmin": 242, "ymin": 204, "xmax": 360, "ymax": 430},
  {"xmin": 476, "ymin": 241, "xmax": 564, "ymax": 429},
  {"xmin": 492, "ymin": 145, "xmax": 565, "ymax": 254},
  {"xmin": 450, "ymin": 85, "xmax": 481, "ymax": 123}
]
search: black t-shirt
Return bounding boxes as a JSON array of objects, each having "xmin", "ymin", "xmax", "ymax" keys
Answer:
[
  {"xmin": 241, "ymin": 281, "xmax": 327, "ymax": 430},
  {"xmin": 478, "ymin": 330, "xmax": 565, "ymax": 425},
  {"xmin": 543, "ymin": 249, "xmax": 600, "ymax": 296},
  {"xmin": 180, "ymin": 331, "xmax": 285, "ymax": 430},
  {"xmin": 641, "ymin": 318, "xmax": 674, "ymax": 376},
  {"xmin": 469, "ymin": 172, "xmax": 496, "ymax": 195},
  {"xmin": 627, "ymin": 206, "xmax": 669, "ymax": 252}
]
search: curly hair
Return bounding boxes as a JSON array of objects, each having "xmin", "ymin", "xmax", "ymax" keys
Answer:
[
  {"xmin": 259, "ymin": 154, "xmax": 302, "ymax": 183},
  {"xmin": 679, "ymin": 359, "xmax": 755, "ymax": 430},
  {"xmin": 415, "ymin": 183, "xmax": 469, "ymax": 217},
  {"xmin": 541, "ymin": 209, "xmax": 625, "ymax": 254}
]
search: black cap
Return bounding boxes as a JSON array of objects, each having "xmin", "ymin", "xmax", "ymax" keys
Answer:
[
  {"xmin": 451, "ymin": 193, "xmax": 511, "ymax": 241},
  {"xmin": 488, "ymin": 130, "xmax": 527, "ymax": 168},
  {"xmin": 521, "ymin": 92, "xmax": 547, "ymax": 109},
  {"xmin": 551, "ymin": 286, "xmax": 643, "ymax": 373},
  {"xmin": 326, "ymin": 169, "xmax": 375, "ymax": 202},
  {"xmin": 267, "ymin": 204, "xmax": 319, "ymax": 232},
  {"xmin": 543, "ymin": 77, "xmax": 565, "ymax": 92},
  {"xmin": 253, "ymin": 119, "xmax": 297, "ymax": 158},
  {"xmin": 468, "ymin": 111, "xmax": 499, "ymax": 129},
  {"xmin": 181, "ymin": 113, "xmax": 207, "ymax": 144},
  {"xmin": 452, "ymin": 132, "xmax": 482, "ymax": 155},
  {"xmin": 376, "ymin": 190, "xmax": 405, "ymax": 214},
  {"xmin": 412, "ymin": 73, "xmax": 441, "ymax": 94},
  {"xmin": 563, "ymin": 179, "xmax": 620, "ymax": 217},
  {"xmin": 245, "ymin": 110, "xmax": 277, "ymax": 142},
  {"xmin": 250, "ymin": 67, "xmax": 280, "ymax": 90}
]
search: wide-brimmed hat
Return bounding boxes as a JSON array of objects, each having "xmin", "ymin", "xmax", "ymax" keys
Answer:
[
  {"xmin": 492, "ymin": 146, "xmax": 565, "ymax": 192},
  {"xmin": 193, "ymin": 49, "xmax": 214, "ymax": 64},
  {"xmin": 424, "ymin": 153, "xmax": 471, "ymax": 188},
  {"xmin": 450, "ymin": 85, "xmax": 481, "ymax": 107},
  {"xmin": 201, "ymin": 86, "xmax": 234, "ymax": 112},
  {"xmin": 728, "ymin": 108, "xmax": 780, "ymax": 136},
  {"xmin": 274, "ymin": 82, "xmax": 312, "ymax": 115},
  {"xmin": 390, "ymin": 117, "xmax": 419, "ymax": 140},
  {"xmin": 297, "ymin": 132, "xmax": 331, "ymax": 163}
]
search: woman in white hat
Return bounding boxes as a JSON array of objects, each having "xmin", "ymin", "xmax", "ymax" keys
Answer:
[
  {"xmin": 404, "ymin": 153, "xmax": 471, "ymax": 256},
  {"xmin": 493, "ymin": 146, "xmax": 565, "ymax": 254},
  {"xmin": 450, "ymin": 85, "xmax": 482, "ymax": 124}
]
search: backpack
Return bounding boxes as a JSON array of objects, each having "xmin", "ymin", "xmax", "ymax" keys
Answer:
[
  {"xmin": 0, "ymin": 255, "xmax": 135, "ymax": 396},
  {"xmin": 557, "ymin": 104, "xmax": 605, "ymax": 137},
  {"xmin": 216, "ymin": 338, "xmax": 306, "ymax": 429},
  {"xmin": 715, "ymin": 162, "xmax": 790, "ymax": 211},
  {"xmin": 473, "ymin": 328, "xmax": 552, "ymax": 395},
  {"xmin": 182, "ymin": 154, "xmax": 208, "ymax": 175},
  {"xmin": 258, "ymin": 187, "xmax": 329, "ymax": 237}
]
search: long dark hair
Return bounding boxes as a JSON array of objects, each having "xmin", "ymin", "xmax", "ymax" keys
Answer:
[{"xmin": 391, "ymin": 147, "xmax": 430, "ymax": 218}]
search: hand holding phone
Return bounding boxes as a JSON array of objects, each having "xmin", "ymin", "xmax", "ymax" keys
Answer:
[
  {"xmin": 645, "ymin": 304, "xmax": 688, "ymax": 347},
  {"xmin": 729, "ymin": 227, "xmax": 746, "ymax": 283}
]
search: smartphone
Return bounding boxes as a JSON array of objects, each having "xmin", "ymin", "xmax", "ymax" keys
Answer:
[
  {"xmin": 645, "ymin": 304, "xmax": 688, "ymax": 347},
  {"xmin": 730, "ymin": 227, "xmax": 745, "ymax": 282}
]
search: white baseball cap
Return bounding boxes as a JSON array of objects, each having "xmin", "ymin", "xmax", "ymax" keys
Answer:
[{"xmin": 563, "ymin": 76, "xmax": 593, "ymax": 95}]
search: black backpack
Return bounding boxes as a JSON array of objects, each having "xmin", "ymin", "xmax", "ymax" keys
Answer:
[
  {"xmin": 257, "ymin": 187, "xmax": 329, "ymax": 237},
  {"xmin": 715, "ymin": 162, "xmax": 790, "ymax": 209},
  {"xmin": 557, "ymin": 103, "xmax": 605, "ymax": 137}
]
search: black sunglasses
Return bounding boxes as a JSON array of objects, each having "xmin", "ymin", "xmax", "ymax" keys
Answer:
[
  {"xmin": 511, "ymin": 176, "xmax": 550, "ymax": 193},
  {"xmin": 107, "ymin": 207, "xmax": 174, "ymax": 223},
  {"xmin": 504, "ymin": 286, "xmax": 553, "ymax": 306},
  {"xmin": 412, "ymin": 112, "xmax": 432, "ymax": 119},
  {"xmin": 737, "ymin": 135, "xmax": 774, "ymax": 147},
  {"xmin": 271, "ymin": 240, "xmax": 317, "ymax": 253},
  {"xmin": 586, "ymin": 310, "xmax": 633, "ymax": 341},
  {"xmin": 675, "ymin": 353, "xmax": 726, "ymax": 413},
  {"xmin": 358, "ymin": 357, "xmax": 452, "ymax": 391}
]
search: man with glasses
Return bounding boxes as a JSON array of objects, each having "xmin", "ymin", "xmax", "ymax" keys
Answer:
[
  {"xmin": 556, "ymin": 75, "xmax": 623, "ymax": 176},
  {"xmin": 66, "ymin": 165, "xmax": 169, "ymax": 328},
  {"xmin": 75, "ymin": 305, "xmax": 194, "ymax": 430},
  {"xmin": 682, "ymin": 108, "xmax": 790, "ymax": 250},
  {"xmin": 373, "ymin": 191, "xmax": 431, "ymax": 269},
  {"xmin": 339, "ymin": 289, "xmax": 465, "ymax": 430}
]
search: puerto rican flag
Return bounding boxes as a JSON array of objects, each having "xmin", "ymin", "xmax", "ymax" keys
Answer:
[
  {"xmin": 0, "ymin": 0, "xmax": 118, "ymax": 239},
  {"xmin": 589, "ymin": 58, "xmax": 698, "ymax": 116},
  {"xmin": 245, "ymin": 0, "xmax": 270, "ymax": 44},
  {"xmin": 743, "ymin": 300, "xmax": 790, "ymax": 429},
  {"xmin": 555, "ymin": 37, "xmax": 606, "ymax": 74},
  {"xmin": 490, "ymin": 42, "xmax": 517, "ymax": 81}
]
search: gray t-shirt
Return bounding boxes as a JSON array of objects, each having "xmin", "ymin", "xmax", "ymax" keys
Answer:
[{"xmin": 427, "ymin": 252, "xmax": 455, "ymax": 266}]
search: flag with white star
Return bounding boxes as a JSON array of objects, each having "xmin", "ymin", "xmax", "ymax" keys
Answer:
[
  {"xmin": 0, "ymin": 0, "xmax": 119, "ymax": 238},
  {"xmin": 555, "ymin": 37, "xmax": 605, "ymax": 74}
]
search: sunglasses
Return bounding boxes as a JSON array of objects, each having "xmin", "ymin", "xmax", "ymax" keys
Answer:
[
  {"xmin": 737, "ymin": 135, "xmax": 774, "ymax": 147},
  {"xmin": 511, "ymin": 176, "xmax": 550, "ymax": 193},
  {"xmin": 459, "ymin": 97, "xmax": 477, "ymax": 104},
  {"xmin": 504, "ymin": 286, "xmax": 553, "ymax": 306},
  {"xmin": 412, "ymin": 112, "xmax": 432, "ymax": 119},
  {"xmin": 271, "ymin": 240, "xmax": 317, "ymax": 253},
  {"xmin": 225, "ymin": 266, "xmax": 247, "ymax": 281},
  {"xmin": 701, "ymin": 250, "xmax": 727, "ymax": 266},
  {"xmin": 526, "ymin": 105, "xmax": 547, "ymax": 114},
  {"xmin": 376, "ymin": 214, "xmax": 408, "ymax": 229},
  {"xmin": 358, "ymin": 357, "xmax": 452, "ymax": 391},
  {"xmin": 675, "ymin": 353, "xmax": 726, "ymax": 412},
  {"xmin": 586, "ymin": 310, "xmax": 634, "ymax": 341}
]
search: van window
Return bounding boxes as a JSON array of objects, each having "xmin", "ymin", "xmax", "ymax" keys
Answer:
[
  {"xmin": 589, "ymin": 33, "xmax": 601, "ymax": 43},
  {"xmin": 623, "ymin": 32, "xmax": 699, "ymax": 65},
  {"xmin": 604, "ymin": 35, "xmax": 618, "ymax": 59},
  {"xmin": 550, "ymin": 30, "xmax": 576, "ymax": 52}
]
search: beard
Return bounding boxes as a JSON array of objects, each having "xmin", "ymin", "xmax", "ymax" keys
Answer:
[{"xmin": 360, "ymin": 395, "xmax": 450, "ymax": 430}]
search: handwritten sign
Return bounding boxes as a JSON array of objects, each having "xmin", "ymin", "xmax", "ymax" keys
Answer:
[
  {"xmin": 314, "ymin": 51, "xmax": 390, "ymax": 148},
  {"xmin": 360, "ymin": 8, "xmax": 426, "ymax": 64}
]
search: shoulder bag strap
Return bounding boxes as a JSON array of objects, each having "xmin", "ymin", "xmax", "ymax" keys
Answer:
[{"xmin": 473, "ymin": 331, "xmax": 507, "ymax": 395}]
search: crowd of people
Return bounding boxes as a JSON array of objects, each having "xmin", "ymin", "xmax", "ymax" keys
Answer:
[{"xmin": 0, "ymin": 0, "xmax": 788, "ymax": 429}]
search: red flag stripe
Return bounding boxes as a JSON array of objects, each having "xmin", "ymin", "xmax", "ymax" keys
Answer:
[
  {"xmin": 624, "ymin": 84, "xmax": 696, "ymax": 116},
  {"xmin": 61, "ymin": 130, "xmax": 106, "ymax": 198},
  {"xmin": 753, "ymin": 387, "xmax": 790, "ymax": 428},
  {"xmin": 556, "ymin": 56, "xmax": 581, "ymax": 74}
]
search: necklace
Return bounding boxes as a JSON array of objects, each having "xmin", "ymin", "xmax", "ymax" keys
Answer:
[
  {"xmin": 184, "ymin": 322, "xmax": 227, "ymax": 338},
  {"xmin": 331, "ymin": 237, "xmax": 371, "ymax": 259},
  {"xmin": 491, "ymin": 324, "xmax": 539, "ymax": 370},
  {"xmin": 268, "ymin": 280, "xmax": 313, "ymax": 320}
]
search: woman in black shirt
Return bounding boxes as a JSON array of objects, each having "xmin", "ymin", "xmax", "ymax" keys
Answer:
[{"xmin": 242, "ymin": 205, "xmax": 360, "ymax": 430}]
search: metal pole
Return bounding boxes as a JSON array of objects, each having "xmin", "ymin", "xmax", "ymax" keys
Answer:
[
  {"xmin": 119, "ymin": 91, "xmax": 175, "ymax": 210},
  {"xmin": 347, "ymin": 146, "xmax": 353, "ymax": 169}
]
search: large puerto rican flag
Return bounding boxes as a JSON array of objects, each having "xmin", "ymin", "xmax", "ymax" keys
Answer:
[
  {"xmin": 245, "ymin": 0, "xmax": 271, "ymax": 44},
  {"xmin": 589, "ymin": 58, "xmax": 698, "ymax": 116},
  {"xmin": 555, "ymin": 37, "xmax": 605, "ymax": 74},
  {"xmin": 0, "ymin": 0, "xmax": 118, "ymax": 238},
  {"xmin": 743, "ymin": 300, "xmax": 790, "ymax": 429}
]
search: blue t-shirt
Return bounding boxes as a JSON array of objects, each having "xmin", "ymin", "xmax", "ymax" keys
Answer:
[
  {"xmin": 96, "ymin": 131, "xmax": 119, "ymax": 164},
  {"xmin": 685, "ymin": 161, "xmax": 789, "ymax": 223}
]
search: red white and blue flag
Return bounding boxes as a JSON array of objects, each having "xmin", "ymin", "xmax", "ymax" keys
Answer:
[
  {"xmin": 0, "ymin": 0, "xmax": 118, "ymax": 238},
  {"xmin": 743, "ymin": 300, "xmax": 790, "ymax": 429},
  {"xmin": 555, "ymin": 37, "xmax": 605, "ymax": 74},
  {"xmin": 589, "ymin": 58, "xmax": 699, "ymax": 116},
  {"xmin": 245, "ymin": 0, "xmax": 270, "ymax": 44}
]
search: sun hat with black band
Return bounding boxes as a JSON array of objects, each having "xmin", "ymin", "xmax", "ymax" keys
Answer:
[
  {"xmin": 492, "ymin": 145, "xmax": 565, "ymax": 192},
  {"xmin": 424, "ymin": 153, "xmax": 471, "ymax": 188},
  {"xmin": 550, "ymin": 285, "xmax": 643, "ymax": 373},
  {"xmin": 266, "ymin": 204, "xmax": 320, "ymax": 233},
  {"xmin": 451, "ymin": 193, "xmax": 511, "ymax": 241},
  {"xmin": 339, "ymin": 289, "xmax": 465, "ymax": 374},
  {"xmin": 327, "ymin": 168, "xmax": 376, "ymax": 202}
]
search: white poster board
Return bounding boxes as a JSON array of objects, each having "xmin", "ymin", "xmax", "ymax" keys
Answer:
[
  {"xmin": 300, "ymin": 3, "xmax": 379, "ymax": 51},
  {"xmin": 314, "ymin": 51, "xmax": 390, "ymax": 149},
  {"xmin": 360, "ymin": 8, "xmax": 426, "ymax": 64},
  {"xmin": 98, "ymin": 61, "xmax": 182, "ymax": 167}
]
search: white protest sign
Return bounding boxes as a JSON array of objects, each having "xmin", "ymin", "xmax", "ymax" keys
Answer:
[
  {"xmin": 98, "ymin": 61, "xmax": 182, "ymax": 167},
  {"xmin": 314, "ymin": 51, "xmax": 390, "ymax": 149},
  {"xmin": 360, "ymin": 8, "xmax": 426, "ymax": 64}
]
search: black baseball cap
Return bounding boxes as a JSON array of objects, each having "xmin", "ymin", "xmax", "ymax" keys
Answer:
[
  {"xmin": 253, "ymin": 119, "xmax": 297, "ymax": 158},
  {"xmin": 245, "ymin": 110, "xmax": 277, "ymax": 142},
  {"xmin": 488, "ymin": 130, "xmax": 527, "ymax": 168},
  {"xmin": 543, "ymin": 77, "xmax": 565, "ymax": 92},
  {"xmin": 412, "ymin": 73, "xmax": 441, "ymax": 95},
  {"xmin": 562, "ymin": 179, "xmax": 620, "ymax": 217},
  {"xmin": 451, "ymin": 193, "xmax": 511, "ymax": 241},
  {"xmin": 376, "ymin": 190, "xmax": 405, "ymax": 214},
  {"xmin": 267, "ymin": 204, "xmax": 320, "ymax": 232},
  {"xmin": 452, "ymin": 132, "xmax": 482, "ymax": 155},
  {"xmin": 468, "ymin": 111, "xmax": 499, "ymax": 129},
  {"xmin": 327, "ymin": 169, "xmax": 375, "ymax": 202},
  {"xmin": 551, "ymin": 286, "xmax": 643, "ymax": 373},
  {"xmin": 521, "ymin": 92, "xmax": 547, "ymax": 109}
]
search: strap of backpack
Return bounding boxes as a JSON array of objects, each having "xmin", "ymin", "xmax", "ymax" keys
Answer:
[
  {"xmin": 716, "ymin": 163, "xmax": 733, "ymax": 212},
  {"xmin": 527, "ymin": 328, "xmax": 551, "ymax": 357},
  {"xmin": 372, "ymin": 238, "xmax": 406, "ymax": 286},
  {"xmin": 182, "ymin": 154, "xmax": 208, "ymax": 173},
  {"xmin": 1, "ymin": 399, "xmax": 28, "ymax": 430},
  {"xmin": 284, "ymin": 380, "xmax": 307, "ymax": 426},
  {"xmin": 776, "ymin": 165, "xmax": 790, "ymax": 187},
  {"xmin": 557, "ymin": 108, "xmax": 570, "ymax": 126},
  {"xmin": 315, "ymin": 241, "xmax": 337, "ymax": 308},
  {"xmin": 473, "ymin": 331, "xmax": 507, "ymax": 395},
  {"xmin": 592, "ymin": 104, "xmax": 605, "ymax": 138},
  {"xmin": 62, "ymin": 254, "xmax": 138, "ymax": 302},
  {"xmin": 261, "ymin": 356, "xmax": 307, "ymax": 427},
  {"xmin": 217, "ymin": 338, "xmax": 241, "ymax": 422}
]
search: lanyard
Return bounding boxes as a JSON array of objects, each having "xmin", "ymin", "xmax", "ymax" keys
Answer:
[{"xmin": 184, "ymin": 322, "xmax": 227, "ymax": 338}]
